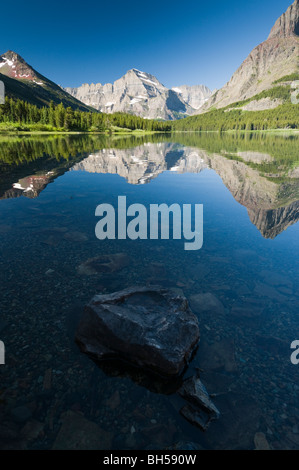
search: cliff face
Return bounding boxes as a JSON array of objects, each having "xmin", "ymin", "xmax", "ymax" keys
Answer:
[
  {"xmin": 172, "ymin": 85, "xmax": 212, "ymax": 110},
  {"xmin": 200, "ymin": 0, "xmax": 299, "ymax": 111},
  {"xmin": 268, "ymin": 0, "xmax": 299, "ymax": 38}
]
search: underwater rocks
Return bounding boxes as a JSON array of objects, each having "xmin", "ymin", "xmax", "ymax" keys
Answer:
[
  {"xmin": 190, "ymin": 292, "xmax": 225, "ymax": 316},
  {"xmin": 77, "ymin": 253, "xmax": 130, "ymax": 276},
  {"xmin": 178, "ymin": 372, "xmax": 220, "ymax": 431},
  {"xmin": 53, "ymin": 410, "xmax": 113, "ymax": 450},
  {"xmin": 63, "ymin": 231, "xmax": 88, "ymax": 242},
  {"xmin": 197, "ymin": 339, "xmax": 237, "ymax": 373},
  {"xmin": 230, "ymin": 298, "xmax": 263, "ymax": 320},
  {"xmin": 254, "ymin": 432, "xmax": 271, "ymax": 450},
  {"xmin": 75, "ymin": 286, "xmax": 200, "ymax": 377}
]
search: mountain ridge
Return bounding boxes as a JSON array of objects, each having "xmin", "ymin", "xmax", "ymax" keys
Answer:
[
  {"xmin": 199, "ymin": 0, "xmax": 299, "ymax": 113},
  {"xmin": 65, "ymin": 69, "xmax": 211, "ymax": 120},
  {"xmin": 0, "ymin": 50, "xmax": 94, "ymax": 111}
]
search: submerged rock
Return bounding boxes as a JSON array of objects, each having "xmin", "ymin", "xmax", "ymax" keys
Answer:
[
  {"xmin": 75, "ymin": 286, "xmax": 200, "ymax": 377},
  {"xmin": 197, "ymin": 339, "xmax": 237, "ymax": 373},
  {"xmin": 178, "ymin": 372, "xmax": 220, "ymax": 431},
  {"xmin": 179, "ymin": 373, "xmax": 220, "ymax": 417},
  {"xmin": 190, "ymin": 292, "xmax": 225, "ymax": 316},
  {"xmin": 166, "ymin": 441, "xmax": 204, "ymax": 450},
  {"xmin": 11, "ymin": 406, "xmax": 32, "ymax": 424},
  {"xmin": 77, "ymin": 252, "xmax": 129, "ymax": 275},
  {"xmin": 53, "ymin": 411, "xmax": 112, "ymax": 450},
  {"xmin": 64, "ymin": 231, "xmax": 88, "ymax": 242},
  {"xmin": 254, "ymin": 432, "xmax": 271, "ymax": 450},
  {"xmin": 231, "ymin": 298, "xmax": 263, "ymax": 320}
]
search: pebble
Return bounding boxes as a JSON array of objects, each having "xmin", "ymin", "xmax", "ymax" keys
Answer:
[
  {"xmin": 45, "ymin": 269, "xmax": 55, "ymax": 275},
  {"xmin": 130, "ymin": 426, "xmax": 136, "ymax": 434},
  {"xmin": 11, "ymin": 406, "xmax": 32, "ymax": 424}
]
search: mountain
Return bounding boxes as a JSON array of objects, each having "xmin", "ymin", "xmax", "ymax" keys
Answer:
[
  {"xmin": 200, "ymin": 0, "xmax": 299, "ymax": 112},
  {"xmin": 172, "ymin": 85, "xmax": 212, "ymax": 110},
  {"xmin": 0, "ymin": 50, "xmax": 93, "ymax": 111},
  {"xmin": 65, "ymin": 69, "xmax": 211, "ymax": 120}
]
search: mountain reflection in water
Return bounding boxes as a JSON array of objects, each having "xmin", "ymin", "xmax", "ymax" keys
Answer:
[{"xmin": 1, "ymin": 133, "xmax": 298, "ymax": 239}]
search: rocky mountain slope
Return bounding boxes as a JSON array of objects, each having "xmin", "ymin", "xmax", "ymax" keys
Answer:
[
  {"xmin": 0, "ymin": 51, "xmax": 93, "ymax": 111},
  {"xmin": 200, "ymin": 0, "xmax": 299, "ymax": 112},
  {"xmin": 65, "ymin": 69, "xmax": 211, "ymax": 120},
  {"xmin": 172, "ymin": 85, "xmax": 212, "ymax": 110}
]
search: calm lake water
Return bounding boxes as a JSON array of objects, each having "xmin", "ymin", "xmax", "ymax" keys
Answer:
[{"xmin": 0, "ymin": 132, "xmax": 298, "ymax": 450}]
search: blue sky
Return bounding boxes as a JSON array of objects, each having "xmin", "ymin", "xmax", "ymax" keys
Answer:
[{"xmin": 0, "ymin": 0, "xmax": 293, "ymax": 91}]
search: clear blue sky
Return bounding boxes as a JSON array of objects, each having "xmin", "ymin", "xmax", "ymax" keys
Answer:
[{"xmin": 0, "ymin": 0, "xmax": 293, "ymax": 91}]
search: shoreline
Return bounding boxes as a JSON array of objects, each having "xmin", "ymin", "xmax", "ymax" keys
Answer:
[{"xmin": 0, "ymin": 129, "xmax": 298, "ymax": 137}]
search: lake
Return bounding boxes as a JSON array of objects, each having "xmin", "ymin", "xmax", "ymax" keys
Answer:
[{"xmin": 0, "ymin": 132, "xmax": 298, "ymax": 450}]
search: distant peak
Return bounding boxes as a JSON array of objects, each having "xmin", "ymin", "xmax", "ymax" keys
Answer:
[
  {"xmin": 0, "ymin": 50, "xmax": 39, "ymax": 81},
  {"xmin": 130, "ymin": 68, "xmax": 149, "ymax": 77},
  {"xmin": 2, "ymin": 50, "xmax": 25, "ymax": 62},
  {"xmin": 268, "ymin": 0, "xmax": 299, "ymax": 39}
]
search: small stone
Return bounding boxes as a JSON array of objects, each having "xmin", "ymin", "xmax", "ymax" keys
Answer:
[
  {"xmin": 53, "ymin": 410, "xmax": 113, "ymax": 450},
  {"xmin": 292, "ymin": 425, "xmax": 299, "ymax": 434},
  {"xmin": 77, "ymin": 253, "xmax": 129, "ymax": 276},
  {"xmin": 0, "ymin": 422, "xmax": 20, "ymax": 441},
  {"xmin": 166, "ymin": 441, "xmax": 204, "ymax": 450},
  {"xmin": 198, "ymin": 339, "xmax": 237, "ymax": 373},
  {"xmin": 21, "ymin": 420, "xmax": 44, "ymax": 444},
  {"xmin": 11, "ymin": 406, "xmax": 32, "ymax": 424},
  {"xmin": 254, "ymin": 432, "xmax": 270, "ymax": 450},
  {"xmin": 190, "ymin": 292, "xmax": 225, "ymax": 316},
  {"xmin": 178, "ymin": 372, "xmax": 220, "ymax": 430},
  {"xmin": 45, "ymin": 269, "xmax": 55, "ymax": 275},
  {"xmin": 43, "ymin": 369, "xmax": 52, "ymax": 390},
  {"xmin": 64, "ymin": 231, "xmax": 88, "ymax": 242},
  {"xmin": 105, "ymin": 391, "xmax": 120, "ymax": 410},
  {"xmin": 0, "ymin": 320, "xmax": 8, "ymax": 333}
]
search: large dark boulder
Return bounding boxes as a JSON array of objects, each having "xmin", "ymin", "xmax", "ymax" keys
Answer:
[{"xmin": 75, "ymin": 286, "xmax": 199, "ymax": 377}]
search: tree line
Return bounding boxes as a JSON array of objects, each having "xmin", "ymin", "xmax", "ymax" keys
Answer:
[
  {"xmin": 0, "ymin": 98, "xmax": 172, "ymax": 132},
  {"xmin": 0, "ymin": 96, "xmax": 298, "ymax": 133},
  {"xmin": 172, "ymin": 103, "xmax": 299, "ymax": 131}
]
